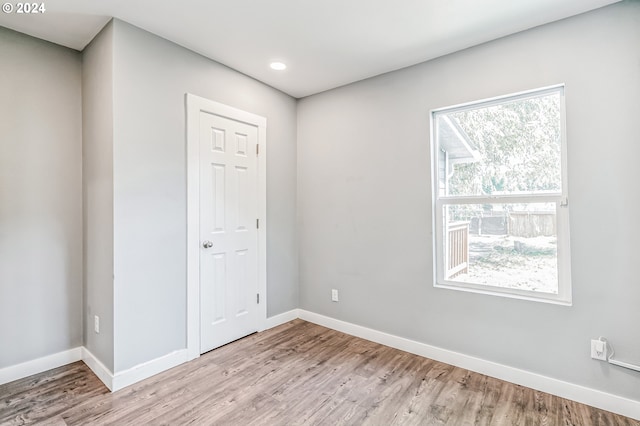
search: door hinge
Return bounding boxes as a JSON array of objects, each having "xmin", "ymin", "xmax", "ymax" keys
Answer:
[
  {"xmin": 257, "ymin": 293, "xmax": 260, "ymax": 304},
  {"xmin": 256, "ymin": 218, "xmax": 259, "ymax": 229},
  {"xmin": 256, "ymin": 144, "xmax": 259, "ymax": 156}
]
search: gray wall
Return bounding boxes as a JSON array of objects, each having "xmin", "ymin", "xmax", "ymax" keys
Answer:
[
  {"xmin": 297, "ymin": 1, "xmax": 640, "ymax": 401},
  {"xmin": 0, "ymin": 27, "xmax": 83, "ymax": 368},
  {"xmin": 82, "ymin": 22, "xmax": 115, "ymax": 371},
  {"xmin": 110, "ymin": 20, "xmax": 298, "ymax": 372}
]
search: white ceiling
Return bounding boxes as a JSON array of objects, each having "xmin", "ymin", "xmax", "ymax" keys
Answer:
[{"xmin": 0, "ymin": 0, "xmax": 620, "ymax": 98}]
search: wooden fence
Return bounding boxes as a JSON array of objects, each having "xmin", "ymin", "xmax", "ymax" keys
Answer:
[{"xmin": 508, "ymin": 212, "xmax": 556, "ymax": 237}]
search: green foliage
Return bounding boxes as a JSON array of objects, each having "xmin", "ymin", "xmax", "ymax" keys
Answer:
[{"xmin": 446, "ymin": 94, "xmax": 562, "ymax": 196}]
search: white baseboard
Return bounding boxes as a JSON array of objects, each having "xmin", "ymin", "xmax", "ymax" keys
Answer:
[
  {"xmin": 81, "ymin": 347, "xmax": 114, "ymax": 390},
  {"xmin": 82, "ymin": 347, "xmax": 189, "ymax": 392},
  {"xmin": 82, "ymin": 309, "xmax": 298, "ymax": 392},
  {"xmin": 0, "ymin": 347, "xmax": 82, "ymax": 386},
  {"xmin": 298, "ymin": 309, "xmax": 640, "ymax": 421},
  {"xmin": 111, "ymin": 349, "xmax": 188, "ymax": 391},
  {"xmin": 3, "ymin": 313, "xmax": 638, "ymax": 420},
  {"xmin": 261, "ymin": 309, "xmax": 300, "ymax": 331}
]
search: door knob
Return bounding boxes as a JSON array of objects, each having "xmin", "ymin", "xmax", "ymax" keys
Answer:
[{"xmin": 202, "ymin": 240, "xmax": 213, "ymax": 249}]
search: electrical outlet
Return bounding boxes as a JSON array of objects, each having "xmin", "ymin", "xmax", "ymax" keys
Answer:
[
  {"xmin": 331, "ymin": 289, "xmax": 339, "ymax": 302},
  {"xmin": 591, "ymin": 339, "xmax": 607, "ymax": 360},
  {"xmin": 94, "ymin": 315, "xmax": 100, "ymax": 334}
]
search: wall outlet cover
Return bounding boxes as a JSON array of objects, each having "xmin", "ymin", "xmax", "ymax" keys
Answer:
[{"xmin": 591, "ymin": 339, "xmax": 607, "ymax": 361}]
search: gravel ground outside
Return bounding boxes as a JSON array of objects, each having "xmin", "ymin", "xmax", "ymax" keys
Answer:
[{"xmin": 454, "ymin": 234, "xmax": 558, "ymax": 293}]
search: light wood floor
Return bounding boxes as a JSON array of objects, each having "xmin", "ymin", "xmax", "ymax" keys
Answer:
[{"xmin": 1, "ymin": 320, "xmax": 638, "ymax": 425}]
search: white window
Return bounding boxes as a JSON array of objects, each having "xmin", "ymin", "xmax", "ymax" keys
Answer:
[{"xmin": 431, "ymin": 85, "xmax": 571, "ymax": 304}]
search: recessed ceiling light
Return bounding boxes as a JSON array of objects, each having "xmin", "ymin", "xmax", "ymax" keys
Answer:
[{"xmin": 270, "ymin": 62, "xmax": 287, "ymax": 71}]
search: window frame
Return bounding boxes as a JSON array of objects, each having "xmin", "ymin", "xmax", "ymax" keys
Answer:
[{"xmin": 430, "ymin": 85, "xmax": 572, "ymax": 305}]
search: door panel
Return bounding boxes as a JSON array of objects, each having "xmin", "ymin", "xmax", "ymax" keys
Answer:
[
  {"xmin": 211, "ymin": 164, "xmax": 226, "ymax": 232},
  {"xmin": 200, "ymin": 111, "xmax": 259, "ymax": 353}
]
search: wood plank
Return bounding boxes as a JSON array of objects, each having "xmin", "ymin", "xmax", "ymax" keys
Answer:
[{"xmin": 0, "ymin": 319, "xmax": 637, "ymax": 425}]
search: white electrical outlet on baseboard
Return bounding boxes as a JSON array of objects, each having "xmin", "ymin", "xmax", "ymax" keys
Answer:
[
  {"xmin": 331, "ymin": 289, "xmax": 339, "ymax": 302},
  {"xmin": 591, "ymin": 339, "xmax": 607, "ymax": 360},
  {"xmin": 94, "ymin": 315, "xmax": 100, "ymax": 334}
]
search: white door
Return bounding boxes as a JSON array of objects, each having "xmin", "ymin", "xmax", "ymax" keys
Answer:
[{"xmin": 199, "ymin": 110, "xmax": 259, "ymax": 353}]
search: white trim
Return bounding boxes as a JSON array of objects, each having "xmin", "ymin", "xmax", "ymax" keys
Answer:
[
  {"xmin": 82, "ymin": 348, "xmax": 189, "ymax": 392},
  {"xmin": 186, "ymin": 93, "xmax": 201, "ymax": 361},
  {"xmin": 431, "ymin": 83, "xmax": 565, "ymax": 114},
  {"xmin": 3, "ymin": 316, "xmax": 638, "ymax": 420},
  {"xmin": 185, "ymin": 93, "xmax": 268, "ymax": 361},
  {"xmin": 297, "ymin": 310, "xmax": 640, "ymax": 421},
  {"xmin": 256, "ymin": 110, "xmax": 268, "ymax": 345},
  {"xmin": 0, "ymin": 347, "xmax": 82, "ymax": 386},
  {"xmin": 111, "ymin": 349, "xmax": 188, "ymax": 391},
  {"xmin": 430, "ymin": 85, "xmax": 572, "ymax": 306},
  {"xmin": 260, "ymin": 309, "xmax": 300, "ymax": 331},
  {"xmin": 81, "ymin": 347, "xmax": 114, "ymax": 390}
]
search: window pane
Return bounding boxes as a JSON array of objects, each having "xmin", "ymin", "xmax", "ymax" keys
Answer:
[
  {"xmin": 443, "ymin": 202, "xmax": 558, "ymax": 294},
  {"xmin": 436, "ymin": 91, "xmax": 562, "ymax": 197}
]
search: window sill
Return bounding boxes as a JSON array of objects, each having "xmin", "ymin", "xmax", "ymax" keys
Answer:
[{"xmin": 434, "ymin": 281, "xmax": 572, "ymax": 306}]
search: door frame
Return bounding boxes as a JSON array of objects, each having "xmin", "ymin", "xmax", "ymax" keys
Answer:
[{"xmin": 185, "ymin": 93, "xmax": 267, "ymax": 361}]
